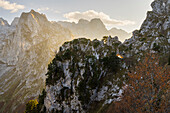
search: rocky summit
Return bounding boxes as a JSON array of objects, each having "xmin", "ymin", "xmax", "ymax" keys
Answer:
[
  {"xmin": 43, "ymin": 37, "xmax": 126, "ymax": 112},
  {"xmin": 123, "ymin": 0, "xmax": 170, "ymax": 61}
]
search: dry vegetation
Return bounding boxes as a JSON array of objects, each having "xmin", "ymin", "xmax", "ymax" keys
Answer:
[{"xmin": 107, "ymin": 54, "xmax": 170, "ymax": 113}]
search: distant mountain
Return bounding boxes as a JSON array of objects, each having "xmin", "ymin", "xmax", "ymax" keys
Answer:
[
  {"xmin": 0, "ymin": 10, "xmax": 72, "ymax": 113},
  {"xmin": 58, "ymin": 18, "xmax": 131, "ymax": 42},
  {"xmin": 109, "ymin": 28, "xmax": 131, "ymax": 42}
]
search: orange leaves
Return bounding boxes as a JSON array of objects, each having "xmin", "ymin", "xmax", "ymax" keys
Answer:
[{"xmin": 108, "ymin": 53, "xmax": 170, "ymax": 113}]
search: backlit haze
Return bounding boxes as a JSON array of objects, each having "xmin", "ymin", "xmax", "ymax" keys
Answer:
[{"xmin": 0, "ymin": 0, "xmax": 153, "ymax": 33}]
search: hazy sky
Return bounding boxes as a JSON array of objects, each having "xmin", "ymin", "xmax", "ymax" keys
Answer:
[{"xmin": 0, "ymin": 0, "xmax": 154, "ymax": 32}]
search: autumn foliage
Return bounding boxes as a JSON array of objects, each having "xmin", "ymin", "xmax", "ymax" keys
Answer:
[
  {"xmin": 25, "ymin": 99, "xmax": 38, "ymax": 113},
  {"xmin": 107, "ymin": 54, "xmax": 170, "ymax": 113}
]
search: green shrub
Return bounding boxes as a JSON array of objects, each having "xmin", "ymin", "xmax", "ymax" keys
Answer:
[
  {"xmin": 73, "ymin": 39, "xmax": 79, "ymax": 44},
  {"xmin": 102, "ymin": 36, "xmax": 109, "ymax": 43},
  {"xmin": 159, "ymin": 34, "xmax": 164, "ymax": 37},
  {"xmin": 46, "ymin": 60, "xmax": 64, "ymax": 85},
  {"xmin": 153, "ymin": 43, "xmax": 160, "ymax": 52},
  {"xmin": 88, "ymin": 73, "xmax": 99, "ymax": 89},
  {"xmin": 139, "ymin": 37, "xmax": 146, "ymax": 41},
  {"xmin": 38, "ymin": 89, "xmax": 46, "ymax": 105},
  {"xmin": 62, "ymin": 49, "xmax": 71, "ymax": 60},
  {"xmin": 101, "ymin": 52, "xmax": 120, "ymax": 73},
  {"xmin": 93, "ymin": 41, "xmax": 100, "ymax": 48},
  {"xmin": 77, "ymin": 79, "xmax": 90, "ymax": 108},
  {"xmin": 55, "ymin": 55, "xmax": 62, "ymax": 61},
  {"xmin": 129, "ymin": 44, "xmax": 132, "ymax": 50}
]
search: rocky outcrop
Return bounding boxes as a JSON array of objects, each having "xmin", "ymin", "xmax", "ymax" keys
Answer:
[
  {"xmin": 0, "ymin": 10, "xmax": 72, "ymax": 112},
  {"xmin": 44, "ymin": 37, "xmax": 125, "ymax": 112},
  {"xmin": 123, "ymin": 0, "xmax": 170, "ymax": 61}
]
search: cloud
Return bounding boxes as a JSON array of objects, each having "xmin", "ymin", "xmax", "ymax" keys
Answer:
[
  {"xmin": 54, "ymin": 10, "xmax": 60, "ymax": 14},
  {"xmin": 37, "ymin": 7, "xmax": 60, "ymax": 13},
  {"xmin": 37, "ymin": 7, "xmax": 49, "ymax": 12},
  {"xmin": 64, "ymin": 10, "xmax": 135, "ymax": 26},
  {"xmin": 0, "ymin": 0, "xmax": 25, "ymax": 13}
]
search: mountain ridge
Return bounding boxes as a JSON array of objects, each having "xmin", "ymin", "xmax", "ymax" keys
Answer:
[{"xmin": 58, "ymin": 18, "xmax": 131, "ymax": 42}]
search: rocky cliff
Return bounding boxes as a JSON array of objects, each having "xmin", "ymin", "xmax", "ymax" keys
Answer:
[
  {"xmin": 123, "ymin": 0, "xmax": 170, "ymax": 61},
  {"xmin": 43, "ymin": 37, "xmax": 126, "ymax": 113},
  {"xmin": 0, "ymin": 10, "xmax": 72, "ymax": 112}
]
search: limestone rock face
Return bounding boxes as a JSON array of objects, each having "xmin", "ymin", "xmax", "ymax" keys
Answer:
[
  {"xmin": 123, "ymin": 0, "xmax": 170, "ymax": 60},
  {"xmin": 44, "ymin": 38, "xmax": 125, "ymax": 113},
  {"xmin": 0, "ymin": 10, "xmax": 72, "ymax": 112},
  {"xmin": 11, "ymin": 17, "xmax": 19, "ymax": 27},
  {"xmin": 151, "ymin": 0, "xmax": 169, "ymax": 14}
]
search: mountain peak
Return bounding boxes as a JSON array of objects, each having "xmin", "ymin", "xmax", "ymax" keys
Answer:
[
  {"xmin": 11, "ymin": 17, "xmax": 19, "ymax": 26},
  {"xmin": 89, "ymin": 18, "xmax": 106, "ymax": 29},
  {"xmin": 78, "ymin": 19, "xmax": 89, "ymax": 24},
  {"xmin": 90, "ymin": 18, "xmax": 103, "ymax": 24},
  {"xmin": 124, "ymin": 0, "xmax": 169, "ymax": 58},
  {"xmin": 19, "ymin": 10, "xmax": 48, "ymax": 24},
  {"xmin": 30, "ymin": 9, "xmax": 36, "ymax": 13},
  {"xmin": 151, "ymin": 0, "xmax": 169, "ymax": 14},
  {"xmin": 18, "ymin": 9, "xmax": 49, "ymax": 31}
]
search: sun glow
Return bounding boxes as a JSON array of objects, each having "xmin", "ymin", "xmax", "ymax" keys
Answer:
[
  {"xmin": 116, "ymin": 54, "xmax": 123, "ymax": 59},
  {"xmin": 31, "ymin": 13, "xmax": 38, "ymax": 23},
  {"xmin": 0, "ymin": 20, "xmax": 5, "ymax": 25}
]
